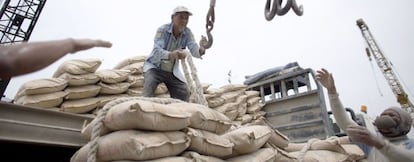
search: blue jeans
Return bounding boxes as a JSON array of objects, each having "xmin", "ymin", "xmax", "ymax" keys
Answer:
[{"xmin": 143, "ymin": 68, "xmax": 189, "ymax": 101}]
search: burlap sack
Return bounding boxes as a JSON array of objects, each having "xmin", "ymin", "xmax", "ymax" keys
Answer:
[
  {"xmin": 113, "ymin": 55, "xmax": 147, "ymax": 69},
  {"xmin": 60, "ymin": 97, "xmax": 101, "ymax": 114},
  {"xmin": 251, "ymin": 111, "xmax": 266, "ymax": 120},
  {"xmin": 53, "ymin": 58, "xmax": 102, "ymax": 77},
  {"xmin": 226, "ymin": 148, "xmax": 277, "ymax": 162},
  {"xmin": 117, "ymin": 61, "xmax": 144, "ymax": 75},
  {"xmin": 213, "ymin": 102, "xmax": 238, "ymax": 114},
  {"xmin": 235, "ymin": 114, "xmax": 253, "ymax": 125},
  {"xmin": 168, "ymin": 102, "xmax": 233, "ymax": 134},
  {"xmin": 71, "ymin": 130, "xmax": 190, "ymax": 162},
  {"xmin": 207, "ymin": 97, "xmax": 225, "ymax": 108},
  {"xmin": 245, "ymin": 90, "xmax": 260, "ymax": 98},
  {"xmin": 64, "ymin": 85, "xmax": 101, "ymax": 100},
  {"xmin": 220, "ymin": 89, "xmax": 245, "ymax": 104},
  {"xmin": 96, "ymin": 69, "xmax": 131, "ymax": 84},
  {"xmin": 219, "ymin": 84, "xmax": 247, "ymax": 93},
  {"xmin": 14, "ymin": 91, "xmax": 67, "ymax": 108},
  {"xmin": 127, "ymin": 74, "xmax": 144, "ymax": 88},
  {"xmin": 222, "ymin": 125, "xmax": 272, "ymax": 158},
  {"xmin": 112, "ymin": 157, "xmax": 193, "ymax": 162},
  {"xmin": 181, "ymin": 151, "xmax": 226, "ymax": 162},
  {"xmin": 57, "ymin": 72, "xmax": 100, "ymax": 86},
  {"xmin": 127, "ymin": 87, "xmax": 144, "ymax": 96},
  {"xmin": 95, "ymin": 94, "xmax": 129, "ymax": 109},
  {"xmin": 288, "ymin": 150, "xmax": 349, "ymax": 162},
  {"xmin": 183, "ymin": 128, "xmax": 234, "ymax": 158},
  {"xmin": 245, "ymin": 118, "xmax": 290, "ymax": 148},
  {"xmin": 15, "ymin": 78, "xmax": 68, "ymax": 98},
  {"xmin": 104, "ymin": 100, "xmax": 192, "ymax": 132},
  {"xmin": 247, "ymin": 102, "xmax": 265, "ymax": 114},
  {"xmin": 98, "ymin": 82, "xmax": 130, "ymax": 95},
  {"xmin": 247, "ymin": 96, "xmax": 261, "ymax": 107}
]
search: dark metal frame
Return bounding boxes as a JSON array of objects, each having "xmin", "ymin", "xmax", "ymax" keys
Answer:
[{"xmin": 0, "ymin": 0, "xmax": 47, "ymax": 99}]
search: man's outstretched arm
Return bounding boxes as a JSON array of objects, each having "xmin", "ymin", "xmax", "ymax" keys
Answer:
[{"xmin": 0, "ymin": 38, "xmax": 112, "ymax": 78}]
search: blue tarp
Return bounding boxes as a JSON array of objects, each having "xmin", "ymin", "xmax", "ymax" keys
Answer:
[{"xmin": 243, "ymin": 62, "xmax": 300, "ymax": 85}]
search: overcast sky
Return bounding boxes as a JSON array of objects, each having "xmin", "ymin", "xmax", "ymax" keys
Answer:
[{"xmin": 4, "ymin": 0, "xmax": 414, "ymax": 122}]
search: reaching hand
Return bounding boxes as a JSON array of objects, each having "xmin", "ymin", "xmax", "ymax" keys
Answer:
[
  {"xmin": 199, "ymin": 35, "xmax": 207, "ymax": 56},
  {"xmin": 71, "ymin": 38, "xmax": 112, "ymax": 54},
  {"xmin": 168, "ymin": 50, "xmax": 187, "ymax": 60},
  {"xmin": 199, "ymin": 35, "xmax": 208, "ymax": 48},
  {"xmin": 316, "ymin": 68, "xmax": 337, "ymax": 94},
  {"xmin": 346, "ymin": 125, "xmax": 385, "ymax": 148}
]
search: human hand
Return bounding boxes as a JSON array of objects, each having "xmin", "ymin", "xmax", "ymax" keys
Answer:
[
  {"xmin": 199, "ymin": 35, "xmax": 207, "ymax": 55},
  {"xmin": 168, "ymin": 50, "xmax": 187, "ymax": 60},
  {"xmin": 199, "ymin": 35, "xmax": 208, "ymax": 48},
  {"xmin": 71, "ymin": 38, "xmax": 112, "ymax": 54},
  {"xmin": 316, "ymin": 68, "xmax": 337, "ymax": 94},
  {"xmin": 346, "ymin": 125, "xmax": 385, "ymax": 148}
]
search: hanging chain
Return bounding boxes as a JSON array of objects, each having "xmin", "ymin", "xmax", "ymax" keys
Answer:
[
  {"xmin": 264, "ymin": 0, "xmax": 303, "ymax": 21},
  {"xmin": 204, "ymin": 0, "xmax": 215, "ymax": 49}
]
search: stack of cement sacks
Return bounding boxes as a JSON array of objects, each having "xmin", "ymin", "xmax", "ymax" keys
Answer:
[
  {"xmin": 13, "ymin": 57, "xmax": 366, "ymax": 161},
  {"xmin": 71, "ymin": 97, "xmax": 365, "ymax": 162}
]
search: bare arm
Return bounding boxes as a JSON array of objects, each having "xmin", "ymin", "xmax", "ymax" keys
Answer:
[
  {"xmin": 0, "ymin": 38, "xmax": 112, "ymax": 78},
  {"xmin": 316, "ymin": 68, "xmax": 358, "ymax": 130}
]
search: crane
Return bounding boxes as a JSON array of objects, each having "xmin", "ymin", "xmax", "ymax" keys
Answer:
[
  {"xmin": 0, "ymin": 0, "xmax": 47, "ymax": 99},
  {"xmin": 356, "ymin": 18, "xmax": 414, "ymax": 123}
]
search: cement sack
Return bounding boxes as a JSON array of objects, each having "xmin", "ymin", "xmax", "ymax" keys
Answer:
[
  {"xmin": 207, "ymin": 97, "xmax": 225, "ymax": 108},
  {"xmin": 247, "ymin": 102, "xmax": 265, "ymax": 114},
  {"xmin": 118, "ymin": 62, "xmax": 144, "ymax": 75},
  {"xmin": 60, "ymin": 97, "xmax": 100, "ymax": 114},
  {"xmin": 220, "ymin": 89, "xmax": 245, "ymax": 104},
  {"xmin": 112, "ymin": 157, "xmax": 192, "ymax": 162},
  {"xmin": 15, "ymin": 78, "xmax": 67, "ymax": 98},
  {"xmin": 213, "ymin": 102, "xmax": 238, "ymax": 114},
  {"xmin": 168, "ymin": 102, "xmax": 233, "ymax": 134},
  {"xmin": 181, "ymin": 151, "xmax": 226, "ymax": 162},
  {"xmin": 95, "ymin": 94, "xmax": 129, "ymax": 109},
  {"xmin": 64, "ymin": 85, "xmax": 101, "ymax": 100},
  {"xmin": 245, "ymin": 90, "xmax": 260, "ymax": 98},
  {"xmin": 226, "ymin": 148, "xmax": 277, "ymax": 162},
  {"xmin": 224, "ymin": 109, "xmax": 239, "ymax": 121},
  {"xmin": 288, "ymin": 150, "xmax": 349, "ymax": 162},
  {"xmin": 127, "ymin": 87, "xmax": 144, "ymax": 96},
  {"xmin": 128, "ymin": 75, "xmax": 144, "ymax": 88},
  {"xmin": 53, "ymin": 58, "xmax": 102, "ymax": 77},
  {"xmin": 219, "ymin": 84, "xmax": 247, "ymax": 93},
  {"xmin": 57, "ymin": 72, "xmax": 100, "ymax": 86},
  {"xmin": 235, "ymin": 114, "xmax": 253, "ymax": 125},
  {"xmin": 71, "ymin": 130, "xmax": 190, "ymax": 162},
  {"xmin": 98, "ymin": 82, "xmax": 130, "ymax": 95},
  {"xmin": 246, "ymin": 118, "xmax": 290, "ymax": 148},
  {"xmin": 14, "ymin": 91, "xmax": 67, "ymax": 108},
  {"xmin": 104, "ymin": 100, "xmax": 192, "ymax": 132},
  {"xmin": 183, "ymin": 128, "xmax": 234, "ymax": 158},
  {"xmin": 250, "ymin": 111, "xmax": 266, "ymax": 120},
  {"xmin": 113, "ymin": 55, "xmax": 147, "ymax": 69},
  {"xmin": 96, "ymin": 69, "xmax": 131, "ymax": 84},
  {"xmin": 222, "ymin": 125, "xmax": 272, "ymax": 158},
  {"xmin": 247, "ymin": 96, "xmax": 261, "ymax": 107},
  {"xmin": 285, "ymin": 137, "xmax": 347, "ymax": 153}
]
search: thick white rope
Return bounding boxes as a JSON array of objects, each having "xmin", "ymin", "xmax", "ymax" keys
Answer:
[{"xmin": 180, "ymin": 51, "xmax": 208, "ymax": 106}]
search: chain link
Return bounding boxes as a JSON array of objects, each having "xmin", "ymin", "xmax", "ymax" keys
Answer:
[{"xmin": 264, "ymin": 0, "xmax": 303, "ymax": 21}]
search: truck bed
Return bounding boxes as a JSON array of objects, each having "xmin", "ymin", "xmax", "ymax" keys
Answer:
[{"xmin": 0, "ymin": 101, "xmax": 93, "ymax": 147}]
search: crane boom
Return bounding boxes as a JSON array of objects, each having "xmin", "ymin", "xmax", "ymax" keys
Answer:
[{"xmin": 356, "ymin": 18, "xmax": 414, "ymax": 122}]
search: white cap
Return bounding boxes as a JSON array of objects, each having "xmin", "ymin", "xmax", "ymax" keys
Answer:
[{"xmin": 172, "ymin": 6, "xmax": 193, "ymax": 16}]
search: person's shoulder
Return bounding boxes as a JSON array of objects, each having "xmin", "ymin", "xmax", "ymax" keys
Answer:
[{"xmin": 158, "ymin": 23, "xmax": 171, "ymax": 30}]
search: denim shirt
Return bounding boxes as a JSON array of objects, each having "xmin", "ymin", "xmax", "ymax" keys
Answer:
[{"xmin": 143, "ymin": 23, "xmax": 201, "ymax": 82}]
